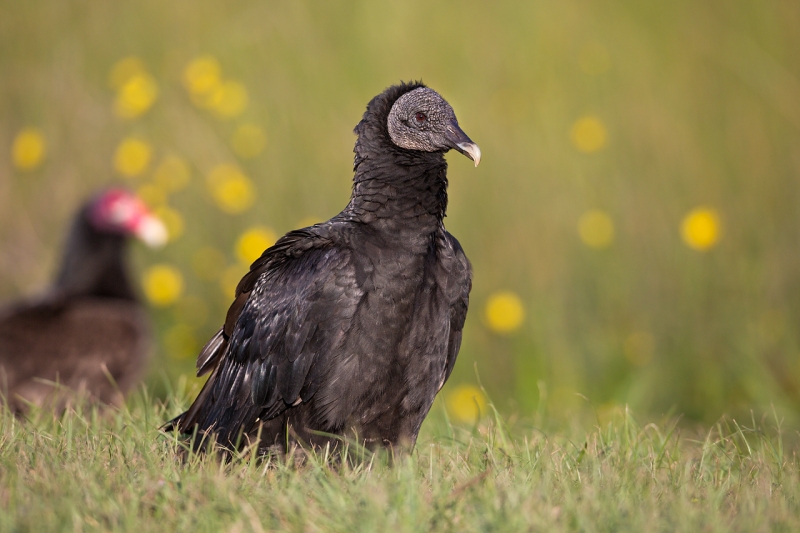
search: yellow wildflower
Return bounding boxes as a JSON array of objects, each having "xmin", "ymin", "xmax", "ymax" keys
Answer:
[
  {"xmin": 191, "ymin": 246, "xmax": 228, "ymax": 281},
  {"xmin": 209, "ymin": 80, "xmax": 248, "ymax": 118},
  {"xmin": 114, "ymin": 138, "xmax": 152, "ymax": 178},
  {"xmin": 114, "ymin": 73, "xmax": 158, "ymax": 119},
  {"xmin": 484, "ymin": 290, "xmax": 525, "ymax": 334},
  {"xmin": 183, "ymin": 56, "xmax": 222, "ymax": 97},
  {"xmin": 108, "ymin": 56, "xmax": 147, "ymax": 89},
  {"xmin": 571, "ymin": 116, "xmax": 607, "ymax": 153},
  {"xmin": 12, "ymin": 128, "xmax": 46, "ymax": 171},
  {"xmin": 207, "ymin": 164, "xmax": 255, "ymax": 214},
  {"xmin": 446, "ymin": 384, "xmax": 487, "ymax": 423},
  {"xmin": 153, "ymin": 156, "xmax": 191, "ymax": 192},
  {"xmin": 681, "ymin": 207, "xmax": 721, "ymax": 251},
  {"xmin": 142, "ymin": 264, "xmax": 184, "ymax": 307},
  {"xmin": 153, "ymin": 205, "xmax": 184, "ymax": 242},
  {"xmin": 578, "ymin": 209, "xmax": 614, "ymax": 249},
  {"xmin": 235, "ymin": 226, "xmax": 277, "ymax": 265},
  {"xmin": 231, "ymin": 123, "xmax": 267, "ymax": 159}
]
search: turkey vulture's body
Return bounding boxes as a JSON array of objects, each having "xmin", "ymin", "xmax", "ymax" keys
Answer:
[
  {"xmin": 168, "ymin": 82, "xmax": 480, "ymax": 452},
  {"xmin": 0, "ymin": 189, "xmax": 166, "ymax": 414}
]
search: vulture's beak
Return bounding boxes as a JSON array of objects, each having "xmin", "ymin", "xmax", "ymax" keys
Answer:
[
  {"xmin": 133, "ymin": 214, "xmax": 168, "ymax": 248},
  {"xmin": 445, "ymin": 120, "xmax": 481, "ymax": 167}
]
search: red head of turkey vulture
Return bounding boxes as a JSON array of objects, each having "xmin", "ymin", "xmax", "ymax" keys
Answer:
[
  {"xmin": 0, "ymin": 188, "xmax": 167, "ymax": 414},
  {"xmin": 165, "ymin": 82, "xmax": 480, "ymax": 454}
]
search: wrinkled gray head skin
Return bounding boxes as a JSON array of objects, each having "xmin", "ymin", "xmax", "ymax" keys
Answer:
[{"xmin": 387, "ymin": 87, "xmax": 481, "ymax": 165}]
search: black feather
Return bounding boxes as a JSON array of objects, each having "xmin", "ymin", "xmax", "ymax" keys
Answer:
[{"xmin": 167, "ymin": 82, "xmax": 476, "ymax": 452}]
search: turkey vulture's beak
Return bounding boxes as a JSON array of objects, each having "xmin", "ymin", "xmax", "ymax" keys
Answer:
[
  {"xmin": 133, "ymin": 214, "xmax": 168, "ymax": 248},
  {"xmin": 446, "ymin": 120, "xmax": 481, "ymax": 167}
]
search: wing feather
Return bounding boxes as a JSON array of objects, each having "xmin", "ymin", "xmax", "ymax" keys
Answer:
[
  {"xmin": 441, "ymin": 232, "xmax": 472, "ymax": 389},
  {"xmin": 175, "ymin": 228, "xmax": 360, "ymax": 445}
]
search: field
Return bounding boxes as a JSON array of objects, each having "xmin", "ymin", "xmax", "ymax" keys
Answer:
[
  {"xmin": 2, "ymin": 0, "xmax": 800, "ymax": 529},
  {"xmin": 3, "ymin": 0, "xmax": 800, "ymax": 425},
  {"xmin": 3, "ymin": 0, "xmax": 800, "ymax": 422},
  {"xmin": 2, "ymin": 394, "xmax": 799, "ymax": 532}
]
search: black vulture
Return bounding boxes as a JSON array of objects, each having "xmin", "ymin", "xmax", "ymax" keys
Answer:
[
  {"xmin": 0, "ymin": 188, "xmax": 167, "ymax": 414},
  {"xmin": 167, "ymin": 82, "xmax": 480, "ymax": 453}
]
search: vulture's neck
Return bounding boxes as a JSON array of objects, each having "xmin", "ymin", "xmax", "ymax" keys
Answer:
[
  {"xmin": 346, "ymin": 135, "xmax": 449, "ymax": 238},
  {"xmin": 54, "ymin": 213, "xmax": 137, "ymax": 301}
]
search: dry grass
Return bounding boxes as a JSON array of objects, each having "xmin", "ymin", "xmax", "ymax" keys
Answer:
[
  {"xmin": 1, "ymin": 0, "xmax": 800, "ymax": 432},
  {"xmin": 2, "ymin": 391, "xmax": 800, "ymax": 532}
]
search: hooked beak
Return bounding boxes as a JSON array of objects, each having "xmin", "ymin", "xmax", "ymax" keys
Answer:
[
  {"xmin": 445, "ymin": 120, "xmax": 481, "ymax": 167},
  {"xmin": 132, "ymin": 213, "xmax": 168, "ymax": 248}
]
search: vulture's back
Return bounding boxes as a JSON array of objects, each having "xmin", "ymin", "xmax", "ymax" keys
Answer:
[{"xmin": 0, "ymin": 297, "xmax": 150, "ymax": 413}]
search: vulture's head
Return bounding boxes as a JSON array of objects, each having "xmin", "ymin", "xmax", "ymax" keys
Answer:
[
  {"xmin": 85, "ymin": 189, "xmax": 168, "ymax": 247},
  {"xmin": 355, "ymin": 82, "xmax": 481, "ymax": 167},
  {"xmin": 388, "ymin": 86, "xmax": 481, "ymax": 166}
]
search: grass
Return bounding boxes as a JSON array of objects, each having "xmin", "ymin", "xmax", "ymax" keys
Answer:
[
  {"xmin": 2, "ymin": 390, "xmax": 800, "ymax": 532},
  {"xmin": 2, "ymin": 0, "xmax": 800, "ymax": 425},
  {"xmin": 3, "ymin": 2, "xmax": 800, "ymax": 528}
]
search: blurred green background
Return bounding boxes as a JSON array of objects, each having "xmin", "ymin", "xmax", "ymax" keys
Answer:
[{"xmin": 2, "ymin": 0, "xmax": 799, "ymax": 426}]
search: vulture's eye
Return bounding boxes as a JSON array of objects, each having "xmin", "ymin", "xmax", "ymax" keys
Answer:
[{"xmin": 414, "ymin": 112, "xmax": 427, "ymax": 124}]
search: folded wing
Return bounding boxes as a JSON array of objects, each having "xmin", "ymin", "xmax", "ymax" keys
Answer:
[{"xmin": 173, "ymin": 229, "xmax": 361, "ymax": 445}]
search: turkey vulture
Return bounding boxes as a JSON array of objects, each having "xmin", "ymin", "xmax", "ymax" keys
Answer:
[
  {"xmin": 0, "ymin": 188, "xmax": 167, "ymax": 414},
  {"xmin": 167, "ymin": 82, "xmax": 480, "ymax": 453}
]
